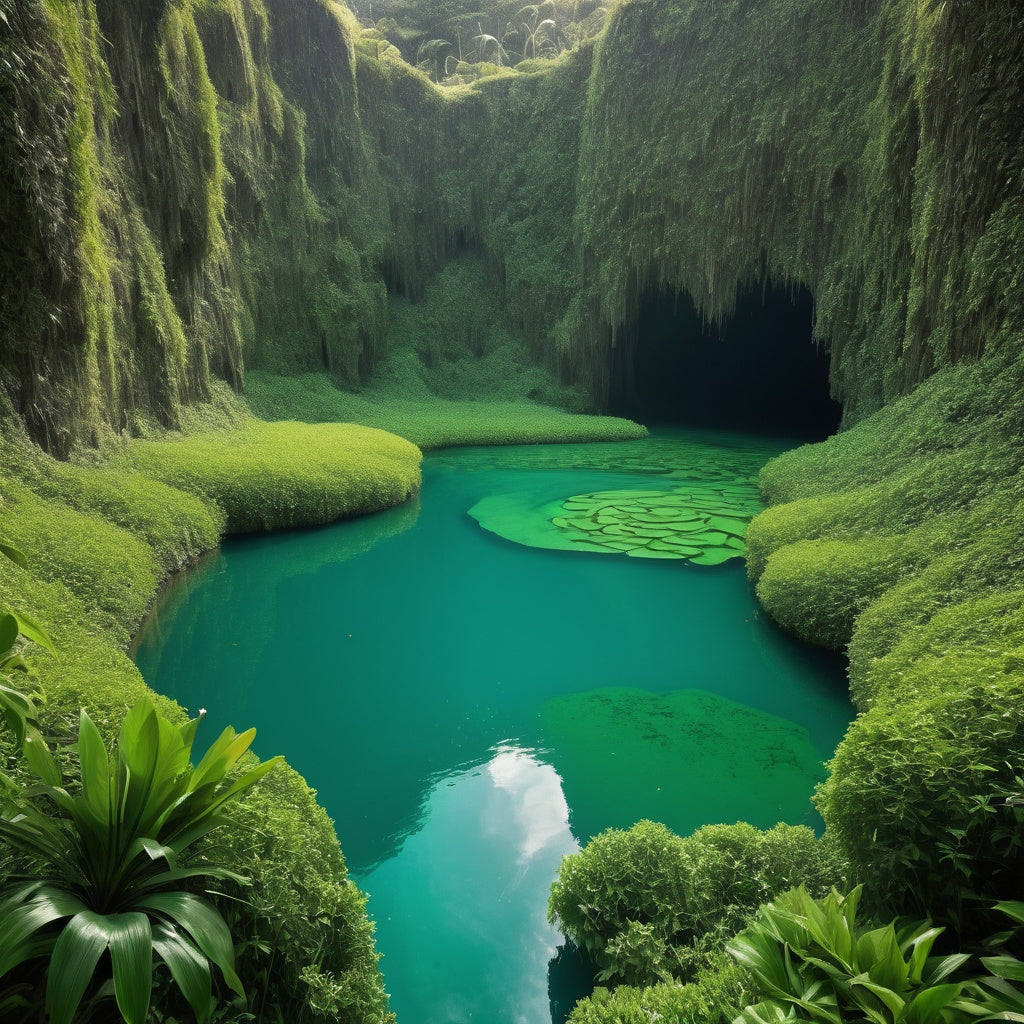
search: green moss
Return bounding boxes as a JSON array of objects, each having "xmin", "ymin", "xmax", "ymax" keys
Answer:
[
  {"xmin": 746, "ymin": 343, "xmax": 1024, "ymax": 934},
  {"xmin": 119, "ymin": 419, "xmax": 422, "ymax": 532}
]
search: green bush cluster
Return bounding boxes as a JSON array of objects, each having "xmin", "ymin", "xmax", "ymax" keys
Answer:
[
  {"xmin": 567, "ymin": 954, "xmax": 747, "ymax": 1024},
  {"xmin": 747, "ymin": 347, "xmax": 1024, "ymax": 935},
  {"xmin": 549, "ymin": 820, "xmax": 847, "ymax": 988}
]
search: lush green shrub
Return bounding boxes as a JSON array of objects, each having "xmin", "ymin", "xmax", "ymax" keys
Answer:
[
  {"xmin": 0, "ymin": 699, "xmax": 279, "ymax": 1024},
  {"xmin": 213, "ymin": 765, "xmax": 395, "ymax": 1023},
  {"xmin": 566, "ymin": 953, "xmax": 747, "ymax": 1024},
  {"xmin": 816, "ymin": 681, "xmax": 1024, "ymax": 935},
  {"xmin": 120, "ymin": 421, "xmax": 423, "ymax": 533},
  {"xmin": 754, "ymin": 536, "xmax": 923, "ymax": 649},
  {"xmin": 549, "ymin": 821, "xmax": 847, "ymax": 987}
]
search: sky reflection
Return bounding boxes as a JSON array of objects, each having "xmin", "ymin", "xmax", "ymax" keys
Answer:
[{"xmin": 356, "ymin": 746, "xmax": 578, "ymax": 1024}]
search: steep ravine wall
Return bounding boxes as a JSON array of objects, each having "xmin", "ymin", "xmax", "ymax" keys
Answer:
[{"xmin": 570, "ymin": 0, "xmax": 1024, "ymax": 421}]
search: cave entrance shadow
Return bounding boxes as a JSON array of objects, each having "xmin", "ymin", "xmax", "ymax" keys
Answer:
[{"xmin": 610, "ymin": 285, "xmax": 842, "ymax": 440}]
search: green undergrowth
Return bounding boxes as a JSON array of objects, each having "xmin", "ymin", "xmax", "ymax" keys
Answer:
[
  {"xmin": 551, "ymin": 820, "xmax": 845, "ymax": 1022},
  {"xmin": 746, "ymin": 344, "xmax": 1024, "ymax": 934},
  {"xmin": 566, "ymin": 956, "xmax": 747, "ymax": 1024},
  {"xmin": 550, "ymin": 820, "xmax": 846, "ymax": 987},
  {"xmin": 244, "ymin": 370, "xmax": 646, "ymax": 449},
  {"xmin": 0, "ymin": 408, "xmax": 433, "ymax": 1021}
]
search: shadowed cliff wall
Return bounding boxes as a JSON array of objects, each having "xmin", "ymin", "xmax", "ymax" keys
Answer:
[{"xmin": 2, "ymin": 0, "xmax": 1022, "ymax": 446}]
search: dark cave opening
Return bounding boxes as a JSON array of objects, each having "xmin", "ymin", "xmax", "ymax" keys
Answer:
[{"xmin": 611, "ymin": 285, "xmax": 842, "ymax": 440}]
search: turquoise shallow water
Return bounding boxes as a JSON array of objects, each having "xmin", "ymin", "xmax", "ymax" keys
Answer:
[{"xmin": 134, "ymin": 429, "xmax": 852, "ymax": 1023}]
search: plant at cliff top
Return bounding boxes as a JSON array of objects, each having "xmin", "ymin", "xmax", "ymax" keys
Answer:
[
  {"xmin": 472, "ymin": 22, "xmax": 509, "ymax": 64},
  {"xmin": 0, "ymin": 541, "xmax": 58, "ymax": 786},
  {"xmin": 416, "ymin": 38, "xmax": 451, "ymax": 82},
  {"xmin": 726, "ymin": 885, "xmax": 981, "ymax": 1024},
  {"xmin": 518, "ymin": 4, "xmax": 558, "ymax": 59},
  {"xmin": 0, "ymin": 699, "xmax": 281, "ymax": 1024}
]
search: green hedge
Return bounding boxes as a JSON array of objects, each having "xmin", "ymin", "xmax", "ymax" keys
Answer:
[
  {"xmin": 566, "ymin": 955, "xmax": 747, "ymax": 1024},
  {"xmin": 120, "ymin": 420, "xmax": 422, "ymax": 533}
]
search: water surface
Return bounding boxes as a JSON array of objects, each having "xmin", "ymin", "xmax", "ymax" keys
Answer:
[{"xmin": 135, "ymin": 429, "xmax": 851, "ymax": 1023}]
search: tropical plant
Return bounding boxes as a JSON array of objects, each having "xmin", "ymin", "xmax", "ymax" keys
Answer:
[
  {"xmin": 726, "ymin": 885, "xmax": 974, "ymax": 1024},
  {"xmin": 471, "ymin": 21, "xmax": 509, "ymax": 64},
  {"xmin": 517, "ymin": 4, "xmax": 558, "ymax": 59},
  {"xmin": 0, "ymin": 699, "xmax": 281, "ymax": 1024},
  {"xmin": 416, "ymin": 37, "xmax": 451, "ymax": 81}
]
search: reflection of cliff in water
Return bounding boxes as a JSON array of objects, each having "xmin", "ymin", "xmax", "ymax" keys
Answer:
[
  {"xmin": 133, "ymin": 495, "xmax": 421, "ymax": 709},
  {"xmin": 549, "ymin": 941, "xmax": 597, "ymax": 1024}
]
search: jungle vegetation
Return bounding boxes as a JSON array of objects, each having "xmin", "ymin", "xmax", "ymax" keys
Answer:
[{"xmin": 1, "ymin": 0, "xmax": 1023, "ymax": 1019}]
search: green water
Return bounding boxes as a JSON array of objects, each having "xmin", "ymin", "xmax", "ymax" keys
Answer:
[{"xmin": 134, "ymin": 429, "xmax": 851, "ymax": 1023}]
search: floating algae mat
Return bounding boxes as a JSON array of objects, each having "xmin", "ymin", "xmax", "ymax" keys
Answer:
[
  {"xmin": 135, "ymin": 429, "xmax": 851, "ymax": 1024},
  {"xmin": 471, "ymin": 482, "xmax": 761, "ymax": 564},
  {"xmin": 540, "ymin": 687, "xmax": 829, "ymax": 841}
]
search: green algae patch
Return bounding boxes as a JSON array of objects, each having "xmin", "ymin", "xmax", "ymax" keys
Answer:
[
  {"xmin": 540, "ymin": 687, "xmax": 826, "ymax": 841},
  {"xmin": 120, "ymin": 420, "xmax": 423, "ymax": 533},
  {"xmin": 470, "ymin": 483, "xmax": 761, "ymax": 564},
  {"xmin": 429, "ymin": 431, "xmax": 786, "ymax": 478}
]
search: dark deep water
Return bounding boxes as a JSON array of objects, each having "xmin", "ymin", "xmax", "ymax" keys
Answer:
[{"xmin": 135, "ymin": 430, "xmax": 851, "ymax": 1023}]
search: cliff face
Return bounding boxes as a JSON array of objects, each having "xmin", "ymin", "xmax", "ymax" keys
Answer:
[
  {"xmin": 2, "ymin": 0, "xmax": 1022, "ymax": 439},
  {"xmin": 571, "ymin": 0, "xmax": 1024, "ymax": 418}
]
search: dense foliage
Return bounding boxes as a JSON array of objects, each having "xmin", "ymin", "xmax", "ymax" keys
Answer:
[
  {"xmin": 0, "ymin": 700, "xmax": 278, "ymax": 1024},
  {"xmin": 549, "ymin": 821, "xmax": 846, "ymax": 987},
  {"xmin": 727, "ymin": 886, "xmax": 1015, "ymax": 1024}
]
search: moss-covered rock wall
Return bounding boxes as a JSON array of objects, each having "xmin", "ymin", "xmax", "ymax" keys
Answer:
[{"xmin": 570, "ymin": 0, "xmax": 1024, "ymax": 419}]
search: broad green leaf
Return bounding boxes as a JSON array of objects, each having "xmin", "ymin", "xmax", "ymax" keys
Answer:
[
  {"xmin": 906, "ymin": 926, "xmax": 944, "ymax": 983},
  {"xmin": 922, "ymin": 953, "xmax": 971, "ymax": 987},
  {"xmin": 46, "ymin": 911, "xmax": 111, "ymax": 1024},
  {"xmin": 78, "ymin": 710, "xmax": 111, "ymax": 823},
  {"xmin": 0, "ymin": 614, "xmax": 18, "ymax": 657},
  {"xmin": 105, "ymin": 912, "xmax": 154, "ymax": 1024},
  {"xmin": 904, "ymin": 982, "xmax": 963, "ymax": 1024},
  {"xmin": 982, "ymin": 956, "xmax": 1024, "ymax": 982},
  {"xmin": 850, "ymin": 976, "xmax": 906, "ymax": 1019},
  {"xmin": 995, "ymin": 902, "xmax": 1024, "ymax": 926},
  {"xmin": 0, "ymin": 543, "xmax": 28, "ymax": 569},
  {"xmin": 23, "ymin": 725, "xmax": 60, "ymax": 787},
  {"xmin": 138, "ymin": 892, "xmax": 243, "ymax": 995},
  {"xmin": 13, "ymin": 610, "xmax": 57, "ymax": 657},
  {"xmin": 152, "ymin": 921, "xmax": 213, "ymax": 1024},
  {"xmin": 0, "ymin": 885, "xmax": 83, "ymax": 974}
]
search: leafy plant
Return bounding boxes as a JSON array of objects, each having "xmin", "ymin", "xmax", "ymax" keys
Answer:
[
  {"xmin": 727, "ymin": 885, "xmax": 973, "ymax": 1024},
  {"xmin": 0, "ymin": 699, "xmax": 281, "ymax": 1024},
  {"xmin": 549, "ymin": 821, "xmax": 846, "ymax": 988}
]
